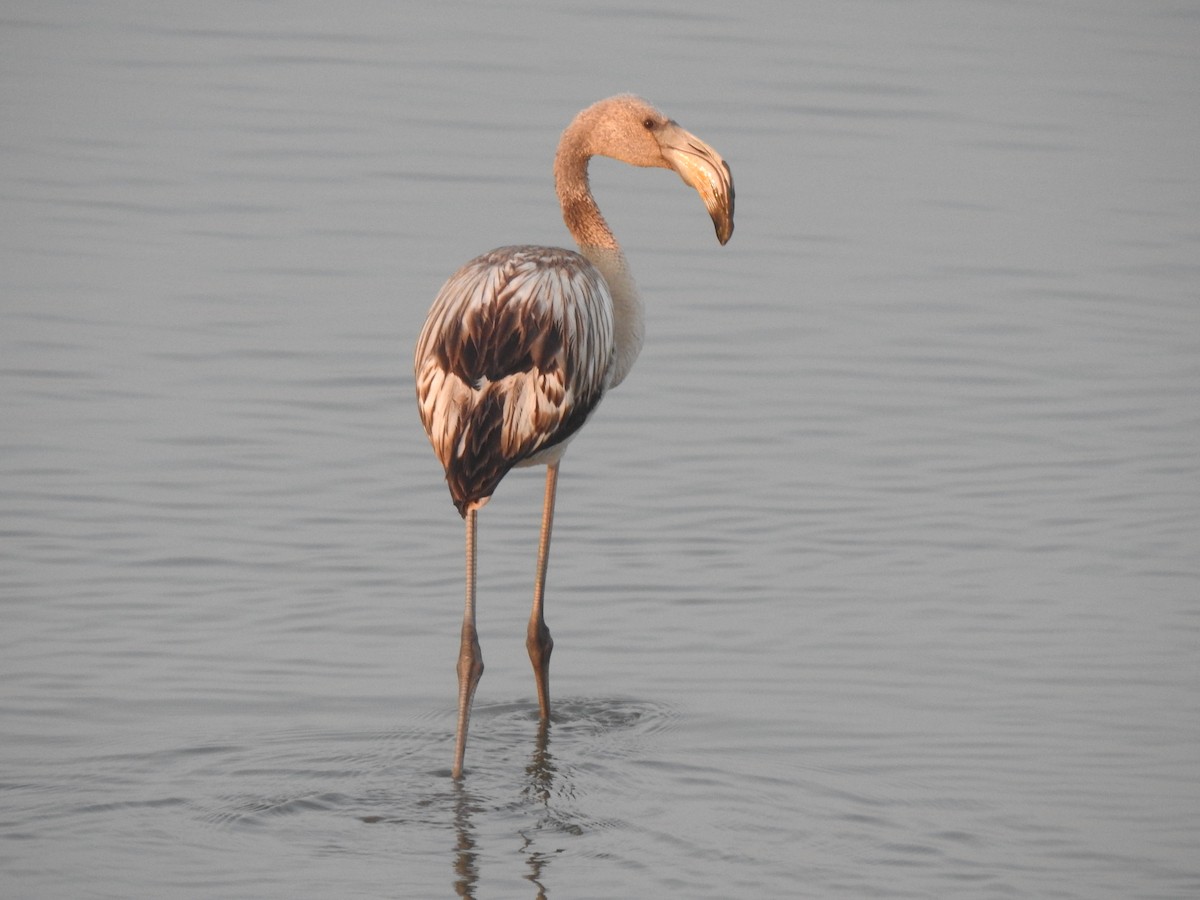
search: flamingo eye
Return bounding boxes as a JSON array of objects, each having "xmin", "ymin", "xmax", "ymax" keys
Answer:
[{"xmin": 643, "ymin": 118, "xmax": 656, "ymax": 130}]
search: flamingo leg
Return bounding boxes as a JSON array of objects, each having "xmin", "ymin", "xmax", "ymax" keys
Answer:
[
  {"xmin": 527, "ymin": 462, "xmax": 558, "ymax": 720},
  {"xmin": 452, "ymin": 508, "xmax": 484, "ymax": 779}
]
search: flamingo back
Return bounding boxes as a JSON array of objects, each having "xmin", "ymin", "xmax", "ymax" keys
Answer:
[{"xmin": 414, "ymin": 245, "xmax": 615, "ymax": 515}]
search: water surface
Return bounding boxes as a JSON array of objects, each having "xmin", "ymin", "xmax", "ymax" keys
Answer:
[{"xmin": 3, "ymin": 2, "xmax": 1199, "ymax": 897}]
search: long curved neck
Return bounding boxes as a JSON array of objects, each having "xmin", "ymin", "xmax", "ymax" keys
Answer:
[{"xmin": 554, "ymin": 123, "xmax": 644, "ymax": 388}]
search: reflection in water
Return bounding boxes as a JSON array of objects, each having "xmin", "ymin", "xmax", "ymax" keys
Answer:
[
  {"xmin": 453, "ymin": 719, "xmax": 556, "ymax": 899},
  {"xmin": 521, "ymin": 719, "xmax": 554, "ymax": 900},
  {"xmin": 446, "ymin": 699, "xmax": 671, "ymax": 897},
  {"xmin": 451, "ymin": 781, "xmax": 480, "ymax": 898},
  {"xmin": 524, "ymin": 718, "xmax": 555, "ymax": 805}
]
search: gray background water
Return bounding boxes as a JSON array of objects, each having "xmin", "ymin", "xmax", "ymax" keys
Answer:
[{"xmin": 3, "ymin": 2, "xmax": 1198, "ymax": 897}]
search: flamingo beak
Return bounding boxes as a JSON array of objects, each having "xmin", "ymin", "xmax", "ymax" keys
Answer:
[{"xmin": 661, "ymin": 124, "xmax": 735, "ymax": 245}]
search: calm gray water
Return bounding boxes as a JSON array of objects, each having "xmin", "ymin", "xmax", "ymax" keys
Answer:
[{"xmin": 3, "ymin": 2, "xmax": 1199, "ymax": 897}]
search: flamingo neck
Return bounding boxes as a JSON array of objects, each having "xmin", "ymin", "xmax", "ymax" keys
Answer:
[
  {"xmin": 554, "ymin": 134, "xmax": 618, "ymax": 250},
  {"xmin": 554, "ymin": 137, "xmax": 644, "ymax": 388}
]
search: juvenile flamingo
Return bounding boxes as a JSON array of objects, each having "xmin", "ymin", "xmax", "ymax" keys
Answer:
[{"xmin": 414, "ymin": 95, "xmax": 734, "ymax": 778}]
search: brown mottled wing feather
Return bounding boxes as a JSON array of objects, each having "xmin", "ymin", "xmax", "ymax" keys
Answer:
[{"xmin": 414, "ymin": 245, "xmax": 615, "ymax": 516}]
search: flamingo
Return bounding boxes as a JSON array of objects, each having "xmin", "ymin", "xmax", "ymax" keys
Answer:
[{"xmin": 414, "ymin": 94, "xmax": 734, "ymax": 778}]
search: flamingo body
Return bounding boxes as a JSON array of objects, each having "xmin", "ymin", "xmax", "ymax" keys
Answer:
[{"xmin": 415, "ymin": 245, "xmax": 614, "ymax": 516}]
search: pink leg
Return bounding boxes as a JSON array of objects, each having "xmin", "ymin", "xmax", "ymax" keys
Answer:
[
  {"xmin": 452, "ymin": 509, "xmax": 483, "ymax": 779},
  {"xmin": 527, "ymin": 462, "xmax": 558, "ymax": 720}
]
